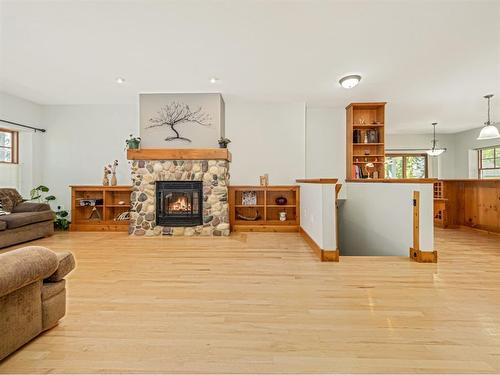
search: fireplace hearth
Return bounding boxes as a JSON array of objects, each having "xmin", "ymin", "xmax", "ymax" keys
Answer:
[{"xmin": 156, "ymin": 181, "xmax": 203, "ymax": 227}]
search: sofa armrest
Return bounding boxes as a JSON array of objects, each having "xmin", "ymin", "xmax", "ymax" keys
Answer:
[
  {"xmin": 0, "ymin": 246, "xmax": 58, "ymax": 297},
  {"xmin": 12, "ymin": 202, "xmax": 52, "ymax": 213},
  {"xmin": 45, "ymin": 251, "xmax": 76, "ymax": 282}
]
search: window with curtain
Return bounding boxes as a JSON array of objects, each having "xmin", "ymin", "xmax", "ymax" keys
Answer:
[
  {"xmin": 478, "ymin": 146, "xmax": 500, "ymax": 179},
  {"xmin": 385, "ymin": 154, "xmax": 428, "ymax": 179},
  {"xmin": 0, "ymin": 128, "xmax": 19, "ymax": 164}
]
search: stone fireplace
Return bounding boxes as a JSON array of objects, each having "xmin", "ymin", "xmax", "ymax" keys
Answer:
[{"xmin": 128, "ymin": 149, "xmax": 230, "ymax": 236}]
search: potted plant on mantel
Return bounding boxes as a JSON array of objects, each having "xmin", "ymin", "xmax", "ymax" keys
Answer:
[
  {"xmin": 218, "ymin": 137, "xmax": 231, "ymax": 148},
  {"xmin": 126, "ymin": 134, "xmax": 141, "ymax": 150}
]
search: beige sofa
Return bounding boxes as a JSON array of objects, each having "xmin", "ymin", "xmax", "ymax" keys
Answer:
[
  {"xmin": 0, "ymin": 188, "xmax": 54, "ymax": 249},
  {"xmin": 0, "ymin": 246, "xmax": 75, "ymax": 361}
]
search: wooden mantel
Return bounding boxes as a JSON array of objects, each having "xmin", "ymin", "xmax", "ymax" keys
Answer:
[{"xmin": 127, "ymin": 148, "xmax": 231, "ymax": 161}]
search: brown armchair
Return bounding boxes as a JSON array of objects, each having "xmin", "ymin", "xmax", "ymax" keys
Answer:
[{"xmin": 0, "ymin": 246, "xmax": 76, "ymax": 361}]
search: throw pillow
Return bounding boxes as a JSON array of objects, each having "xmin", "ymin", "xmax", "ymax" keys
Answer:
[{"xmin": 0, "ymin": 198, "xmax": 10, "ymax": 215}]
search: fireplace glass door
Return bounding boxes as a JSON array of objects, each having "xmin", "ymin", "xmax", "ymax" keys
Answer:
[{"xmin": 156, "ymin": 181, "xmax": 203, "ymax": 227}]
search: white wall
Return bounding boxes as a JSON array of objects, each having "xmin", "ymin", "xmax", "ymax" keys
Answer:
[
  {"xmin": 305, "ymin": 107, "xmax": 345, "ymax": 182},
  {"xmin": 386, "ymin": 133, "xmax": 456, "ymax": 179},
  {"xmin": 453, "ymin": 126, "xmax": 500, "ymax": 178},
  {"xmin": 0, "ymin": 91, "xmax": 44, "ymax": 197},
  {"xmin": 339, "ymin": 182, "xmax": 434, "ymax": 256},
  {"xmin": 225, "ymin": 98, "xmax": 305, "ymax": 185},
  {"xmin": 41, "ymin": 105, "xmax": 138, "ymax": 211},
  {"xmin": 39, "ymin": 98, "xmax": 307, "ymax": 211},
  {"xmin": 299, "ymin": 183, "xmax": 337, "ymax": 250}
]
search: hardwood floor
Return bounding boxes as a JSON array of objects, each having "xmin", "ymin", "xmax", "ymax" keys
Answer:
[{"xmin": 1, "ymin": 228, "xmax": 499, "ymax": 373}]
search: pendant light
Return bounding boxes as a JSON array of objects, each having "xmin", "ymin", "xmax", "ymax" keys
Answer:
[
  {"xmin": 477, "ymin": 94, "xmax": 500, "ymax": 140},
  {"xmin": 426, "ymin": 122, "xmax": 446, "ymax": 156}
]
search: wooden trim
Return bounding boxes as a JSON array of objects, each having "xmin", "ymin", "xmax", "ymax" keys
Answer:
[
  {"xmin": 413, "ymin": 191, "xmax": 420, "ymax": 251},
  {"xmin": 70, "ymin": 185, "xmax": 132, "ymax": 190},
  {"xmin": 296, "ymin": 178, "xmax": 338, "ymax": 184},
  {"xmin": 410, "ymin": 248, "xmax": 438, "ymax": 263},
  {"xmin": 439, "ymin": 178, "xmax": 500, "ymax": 182},
  {"xmin": 299, "ymin": 226, "xmax": 339, "ymax": 262},
  {"xmin": 0, "ymin": 127, "xmax": 19, "ymax": 164},
  {"xmin": 127, "ymin": 148, "xmax": 231, "ymax": 161},
  {"xmin": 346, "ymin": 178, "xmax": 437, "ymax": 184},
  {"xmin": 345, "ymin": 102, "xmax": 387, "ymax": 109}
]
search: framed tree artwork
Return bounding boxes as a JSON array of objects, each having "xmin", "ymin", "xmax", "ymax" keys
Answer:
[{"xmin": 139, "ymin": 93, "xmax": 225, "ymax": 148}]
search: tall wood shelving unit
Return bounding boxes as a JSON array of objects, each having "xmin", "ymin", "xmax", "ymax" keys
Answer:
[{"xmin": 346, "ymin": 102, "xmax": 386, "ymax": 180}]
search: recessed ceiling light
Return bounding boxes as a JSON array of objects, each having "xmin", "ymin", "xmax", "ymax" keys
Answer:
[
  {"xmin": 339, "ymin": 74, "xmax": 361, "ymax": 89},
  {"xmin": 116, "ymin": 77, "xmax": 126, "ymax": 84},
  {"xmin": 210, "ymin": 77, "xmax": 219, "ymax": 84}
]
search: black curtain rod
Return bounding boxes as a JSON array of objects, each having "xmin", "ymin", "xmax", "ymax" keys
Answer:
[{"xmin": 0, "ymin": 119, "xmax": 46, "ymax": 133}]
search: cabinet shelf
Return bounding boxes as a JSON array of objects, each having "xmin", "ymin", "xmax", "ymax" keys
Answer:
[
  {"xmin": 70, "ymin": 185, "xmax": 132, "ymax": 232},
  {"xmin": 347, "ymin": 102, "xmax": 386, "ymax": 179},
  {"xmin": 229, "ymin": 186, "xmax": 300, "ymax": 232}
]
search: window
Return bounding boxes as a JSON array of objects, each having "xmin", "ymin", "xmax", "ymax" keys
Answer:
[
  {"xmin": 0, "ymin": 129, "xmax": 19, "ymax": 164},
  {"xmin": 385, "ymin": 154, "xmax": 428, "ymax": 179},
  {"xmin": 478, "ymin": 146, "xmax": 500, "ymax": 179}
]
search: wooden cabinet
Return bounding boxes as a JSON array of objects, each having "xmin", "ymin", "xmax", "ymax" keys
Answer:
[
  {"xmin": 346, "ymin": 102, "xmax": 386, "ymax": 180},
  {"xmin": 437, "ymin": 179, "xmax": 500, "ymax": 233},
  {"xmin": 229, "ymin": 186, "xmax": 300, "ymax": 232},
  {"xmin": 70, "ymin": 186, "xmax": 132, "ymax": 232}
]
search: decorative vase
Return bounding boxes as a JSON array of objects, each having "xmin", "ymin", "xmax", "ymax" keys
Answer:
[
  {"xmin": 111, "ymin": 173, "xmax": 117, "ymax": 186},
  {"xmin": 279, "ymin": 212, "xmax": 287, "ymax": 221},
  {"xmin": 102, "ymin": 176, "xmax": 109, "ymax": 186},
  {"xmin": 275, "ymin": 196, "xmax": 287, "ymax": 205}
]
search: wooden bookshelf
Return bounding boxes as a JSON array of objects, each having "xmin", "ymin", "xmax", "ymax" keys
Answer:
[
  {"xmin": 346, "ymin": 102, "xmax": 386, "ymax": 180},
  {"xmin": 229, "ymin": 185, "xmax": 300, "ymax": 232},
  {"xmin": 70, "ymin": 185, "xmax": 132, "ymax": 231}
]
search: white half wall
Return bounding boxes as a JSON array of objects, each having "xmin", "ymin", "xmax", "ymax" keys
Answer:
[
  {"xmin": 339, "ymin": 182, "xmax": 434, "ymax": 256},
  {"xmin": 299, "ymin": 183, "xmax": 337, "ymax": 250},
  {"xmin": 225, "ymin": 98, "xmax": 305, "ymax": 185}
]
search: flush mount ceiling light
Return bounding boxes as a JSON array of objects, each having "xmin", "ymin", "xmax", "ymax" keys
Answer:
[
  {"xmin": 209, "ymin": 77, "xmax": 219, "ymax": 84},
  {"xmin": 116, "ymin": 77, "xmax": 126, "ymax": 84},
  {"xmin": 339, "ymin": 74, "xmax": 361, "ymax": 89},
  {"xmin": 477, "ymin": 94, "xmax": 500, "ymax": 140},
  {"xmin": 426, "ymin": 122, "xmax": 446, "ymax": 156}
]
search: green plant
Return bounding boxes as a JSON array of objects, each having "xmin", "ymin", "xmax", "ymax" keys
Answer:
[
  {"xmin": 218, "ymin": 137, "xmax": 231, "ymax": 148},
  {"xmin": 126, "ymin": 134, "xmax": 141, "ymax": 149},
  {"xmin": 30, "ymin": 185, "xmax": 56, "ymax": 202},
  {"xmin": 30, "ymin": 185, "xmax": 70, "ymax": 230},
  {"xmin": 54, "ymin": 205, "xmax": 70, "ymax": 230}
]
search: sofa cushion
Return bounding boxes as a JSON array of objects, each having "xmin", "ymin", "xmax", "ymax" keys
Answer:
[
  {"xmin": 45, "ymin": 251, "xmax": 76, "ymax": 282},
  {"xmin": 12, "ymin": 202, "xmax": 52, "ymax": 213},
  {"xmin": 0, "ymin": 211, "xmax": 54, "ymax": 229},
  {"xmin": 0, "ymin": 221, "xmax": 6, "ymax": 231}
]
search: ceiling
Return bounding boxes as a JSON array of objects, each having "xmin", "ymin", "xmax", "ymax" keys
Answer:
[{"xmin": 1, "ymin": 0, "xmax": 499, "ymax": 134}]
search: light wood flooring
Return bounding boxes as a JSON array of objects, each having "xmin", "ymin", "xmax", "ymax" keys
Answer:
[{"xmin": 0, "ymin": 228, "xmax": 499, "ymax": 373}]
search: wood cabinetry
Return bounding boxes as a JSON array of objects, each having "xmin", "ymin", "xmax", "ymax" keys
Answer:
[
  {"xmin": 229, "ymin": 186, "xmax": 300, "ymax": 232},
  {"xmin": 346, "ymin": 102, "xmax": 386, "ymax": 180},
  {"xmin": 70, "ymin": 186, "xmax": 132, "ymax": 231},
  {"xmin": 437, "ymin": 179, "xmax": 500, "ymax": 233}
]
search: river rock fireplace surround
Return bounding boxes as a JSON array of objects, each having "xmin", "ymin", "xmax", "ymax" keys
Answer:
[{"xmin": 128, "ymin": 149, "xmax": 231, "ymax": 236}]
